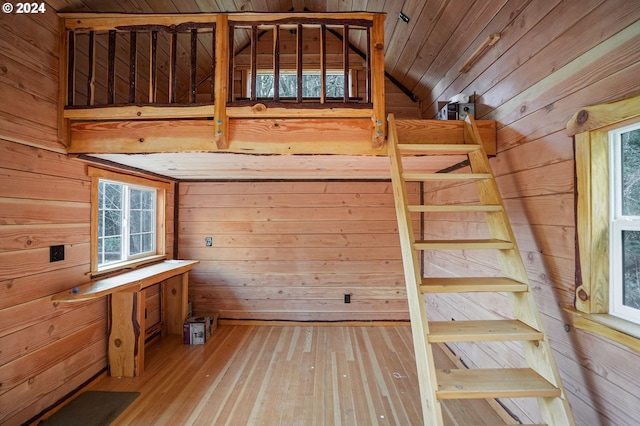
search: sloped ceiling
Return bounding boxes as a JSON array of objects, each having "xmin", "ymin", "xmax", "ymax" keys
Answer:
[{"xmin": 49, "ymin": 0, "xmax": 506, "ymax": 179}]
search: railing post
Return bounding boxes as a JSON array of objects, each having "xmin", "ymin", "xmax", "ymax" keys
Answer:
[
  {"xmin": 214, "ymin": 14, "xmax": 229, "ymax": 149},
  {"xmin": 371, "ymin": 13, "xmax": 386, "ymax": 149}
]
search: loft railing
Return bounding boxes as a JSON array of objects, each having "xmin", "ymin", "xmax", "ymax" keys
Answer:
[{"xmin": 60, "ymin": 12, "xmax": 386, "ymax": 149}]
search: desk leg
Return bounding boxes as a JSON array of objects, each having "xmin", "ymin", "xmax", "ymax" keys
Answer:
[
  {"xmin": 164, "ymin": 272, "xmax": 189, "ymax": 334},
  {"xmin": 109, "ymin": 291, "xmax": 145, "ymax": 377}
]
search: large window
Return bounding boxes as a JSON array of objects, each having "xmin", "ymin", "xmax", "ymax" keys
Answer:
[
  {"xmin": 610, "ymin": 123, "xmax": 640, "ymax": 323},
  {"xmin": 97, "ymin": 180, "xmax": 156, "ymax": 266},
  {"xmin": 89, "ymin": 167, "xmax": 169, "ymax": 274}
]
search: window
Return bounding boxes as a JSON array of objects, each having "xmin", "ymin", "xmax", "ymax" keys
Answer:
[
  {"xmin": 570, "ymin": 94, "xmax": 640, "ymax": 351},
  {"xmin": 89, "ymin": 167, "xmax": 169, "ymax": 274},
  {"xmin": 247, "ymin": 70, "xmax": 350, "ymax": 99},
  {"xmin": 610, "ymin": 123, "xmax": 640, "ymax": 323},
  {"xmin": 97, "ymin": 180, "xmax": 156, "ymax": 266}
]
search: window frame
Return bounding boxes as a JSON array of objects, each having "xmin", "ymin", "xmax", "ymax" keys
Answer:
[
  {"xmin": 570, "ymin": 94, "xmax": 640, "ymax": 352},
  {"xmin": 609, "ymin": 122, "xmax": 640, "ymax": 323},
  {"xmin": 89, "ymin": 167, "xmax": 170, "ymax": 275}
]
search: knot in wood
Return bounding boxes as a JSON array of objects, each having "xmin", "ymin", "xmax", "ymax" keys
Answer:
[
  {"xmin": 375, "ymin": 43, "xmax": 384, "ymax": 50},
  {"xmin": 252, "ymin": 103, "xmax": 266, "ymax": 113},
  {"xmin": 577, "ymin": 288, "xmax": 589, "ymax": 301},
  {"xmin": 114, "ymin": 338, "xmax": 122, "ymax": 347},
  {"xmin": 172, "ymin": 288, "xmax": 177, "ymax": 295},
  {"xmin": 577, "ymin": 109, "xmax": 589, "ymax": 125}
]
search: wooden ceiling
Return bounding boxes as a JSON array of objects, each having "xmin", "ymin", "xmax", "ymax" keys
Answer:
[{"xmin": 50, "ymin": 0, "xmax": 505, "ymax": 179}]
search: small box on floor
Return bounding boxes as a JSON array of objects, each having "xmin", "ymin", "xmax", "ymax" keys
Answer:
[{"xmin": 183, "ymin": 316, "xmax": 212, "ymax": 345}]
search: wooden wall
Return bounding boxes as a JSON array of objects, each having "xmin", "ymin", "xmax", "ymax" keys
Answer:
[
  {"xmin": 0, "ymin": 10, "xmax": 175, "ymax": 424},
  {"xmin": 179, "ymin": 181, "xmax": 419, "ymax": 321},
  {"xmin": 420, "ymin": 1, "xmax": 640, "ymax": 424}
]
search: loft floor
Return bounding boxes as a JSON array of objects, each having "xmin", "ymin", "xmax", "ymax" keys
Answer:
[{"xmin": 45, "ymin": 324, "xmax": 510, "ymax": 425}]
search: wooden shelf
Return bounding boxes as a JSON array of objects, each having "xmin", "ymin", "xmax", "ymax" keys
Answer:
[{"xmin": 52, "ymin": 260, "xmax": 199, "ymax": 302}]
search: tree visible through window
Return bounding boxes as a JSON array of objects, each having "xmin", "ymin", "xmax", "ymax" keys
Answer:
[
  {"xmin": 611, "ymin": 123, "xmax": 640, "ymax": 322},
  {"xmin": 252, "ymin": 71, "xmax": 346, "ymax": 99}
]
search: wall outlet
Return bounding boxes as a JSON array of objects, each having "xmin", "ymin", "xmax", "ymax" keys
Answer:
[
  {"xmin": 205, "ymin": 236, "xmax": 213, "ymax": 247},
  {"xmin": 344, "ymin": 294, "xmax": 351, "ymax": 304},
  {"xmin": 50, "ymin": 245, "xmax": 65, "ymax": 262}
]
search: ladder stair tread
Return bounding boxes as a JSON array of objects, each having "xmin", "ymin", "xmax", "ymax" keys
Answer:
[
  {"xmin": 408, "ymin": 204, "xmax": 502, "ymax": 212},
  {"xmin": 421, "ymin": 277, "xmax": 529, "ymax": 293},
  {"xmin": 436, "ymin": 368, "xmax": 560, "ymax": 400},
  {"xmin": 397, "ymin": 143, "xmax": 481, "ymax": 155},
  {"xmin": 427, "ymin": 320, "xmax": 544, "ymax": 343},
  {"xmin": 414, "ymin": 239, "xmax": 513, "ymax": 250},
  {"xmin": 402, "ymin": 172, "xmax": 491, "ymax": 181}
]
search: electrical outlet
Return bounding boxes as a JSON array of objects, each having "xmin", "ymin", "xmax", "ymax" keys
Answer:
[
  {"xmin": 344, "ymin": 294, "xmax": 351, "ymax": 304},
  {"xmin": 50, "ymin": 245, "xmax": 65, "ymax": 262},
  {"xmin": 205, "ymin": 236, "xmax": 213, "ymax": 247}
]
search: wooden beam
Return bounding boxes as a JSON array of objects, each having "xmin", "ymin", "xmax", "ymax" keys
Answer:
[
  {"xmin": 214, "ymin": 14, "xmax": 229, "ymax": 149},
  {"xmin": 68, "ymin": 118, "xmax": 386, "ymax": 155},
  {"xmin": 370, "ymin": 14, "xmax": 385, "ymax": 149},
  {"xmin": 566, "ymin": 94, "xmax": 640, "ymax": 136},
  {"xmin": 64, "ymin": 105, "xmax": 214, "ymax": 120}
]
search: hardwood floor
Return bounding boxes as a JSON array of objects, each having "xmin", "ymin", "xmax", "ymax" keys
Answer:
[{"xmin": 76, "ymin": 325, "xmax": 509, "ymax": 425}]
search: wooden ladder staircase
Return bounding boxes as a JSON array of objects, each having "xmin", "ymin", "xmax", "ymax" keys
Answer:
[{"xmin": 387, "ymin": 113, "xmax": 575, "ymax": 425}]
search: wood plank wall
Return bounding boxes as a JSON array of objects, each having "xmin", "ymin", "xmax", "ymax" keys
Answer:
[
  {"xmin": 0, "ymin": 11, "xmax": 176, "ymax": 424},
  {"xmin": 179, "ymin": 181, "xmax": 419, "ymax": 321},
  {"xmin": 420, "ymin": 1, "xmax": 640, "ymax": 424}
]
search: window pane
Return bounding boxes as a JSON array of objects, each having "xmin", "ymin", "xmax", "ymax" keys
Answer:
[
  {"xmin": 622, "ymin": 230, "xmax": 640, "ymax": 310},
  {"xmin": 130, "ymin": 234, "xmax": 142, "ymax": 255},
  {"xmin": 142, "ymin": 233, "xmax": 153, "ymax": 253},
  {"xmin": 130, "ymin": 210, "xmax": 141, "ymax": 234},
  {"xmin": 103, "ymin": 236, "xmax": 122, "ymax": 262},
  {"xmin": 621, "ymin": 128, "xmax": 640, "ymax": 216},
  {"xmin": 98, "ymin": 181, "xmax": 124, "ymax": 265},
  {"xmin": 143, "ymin": 210, "xmax": 153, "ymax": 232}
]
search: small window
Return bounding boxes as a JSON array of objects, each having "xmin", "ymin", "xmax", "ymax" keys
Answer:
[
  {"xmin": 610, "ymin": 123, "xmax": 640, "ymax": 323},
  {"xmin": 89, "ymin": 167, "xmax": 169, "ymax": 274},
  {"xmin": 248, "ymin": 70, "xmax": 350, "ymax": 99}
]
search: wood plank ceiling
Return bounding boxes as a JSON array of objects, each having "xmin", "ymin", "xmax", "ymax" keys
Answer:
[{"xmin": 50, "ymin": 0, "xmax": 506, "ymax": 180}]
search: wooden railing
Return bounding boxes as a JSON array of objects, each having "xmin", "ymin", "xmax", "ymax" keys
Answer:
[{"xmin": 60, "ymin": 12, "xmax": 386, "ymax": 150}]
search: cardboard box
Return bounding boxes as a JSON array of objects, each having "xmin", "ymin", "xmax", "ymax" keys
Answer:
[{"xmin": 183, "ymin": 316, "xmax": 211, "ymax": 345}]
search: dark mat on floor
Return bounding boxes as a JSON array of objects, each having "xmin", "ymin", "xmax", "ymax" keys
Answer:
[{"xmin": 39, "ymin": 391, "xmax": 140, "ymax": 426}]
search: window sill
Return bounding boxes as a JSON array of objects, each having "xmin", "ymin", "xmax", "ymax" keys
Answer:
[
  {"xmin": 565, "ymin": 307, "xmax": 640, "ymax": 353},
  {"xmin": 92, "ymin": 254, "xmax": 167, "ymax": 278}
]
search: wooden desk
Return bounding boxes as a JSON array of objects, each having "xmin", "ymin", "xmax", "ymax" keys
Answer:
[{"xmin": 52, "ymin": 260, "xmax": 199, "ymax": 377}]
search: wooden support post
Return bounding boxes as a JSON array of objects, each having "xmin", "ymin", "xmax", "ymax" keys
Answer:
[
  {"xmin": 211, "ymin": 24, "xmax": 216, "ymax": 103},
  {"xmin": 107, "ymin": 30, "xmax": 116, "ymax": 104},
  {"xmin": 296, "ymin": 24, "xmax": 303, "ymax": 103},
  {"xmin": 163, "ymin": 273, "xmax": 190, "ymax": 335},
  {"xmin": 169, "ymin": 33, "xmax": 177, "ymax": 103},
  {"xmin": 87, "ymin": 31, "xmax": 95, "ymax": 106},
  {"xmin": 320, "ymin": 24, "xmax": 326, "ymax": 104},
  {"xmin": 109, "ymin": 291, "xmax": 145, "ymax": 377},
  {"xmin": 273, "ymin": 25, "xmax": 280, "ymax": 102},
  {"xmin": 250, "ymin": 25, "xmax": 257, "ymax": 101},
  {"xmin": 129, "ymin": 31, "xmax": 137, "ymax": 103},
  {"xmin": 343, "ymin": 25, "xmax": 349, "ymax": 103},
  {"xmin": 366, "ymin": 27, "xmax": 371, "ymax": 103},
  {"xmin": 370, "ymin": 14, "xmax": 385, "ymax": 149},
  {"xmin": 214, "ymin": 15, "xmax": 229, "ymax": 149},
  {"xmin": 67, "ymin": 30, "xmax": 75, "ymax": 106},
  {"xmin": 58, "ymin": 20, "xmax": 70, "ymax": 145},
  {"xmin": 190, "ymin": 29, "xmax": 197, "ymax": 103},
  {"xmin": 149, "ymin": 31, "xmax": 158, "ymax": 103}
]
